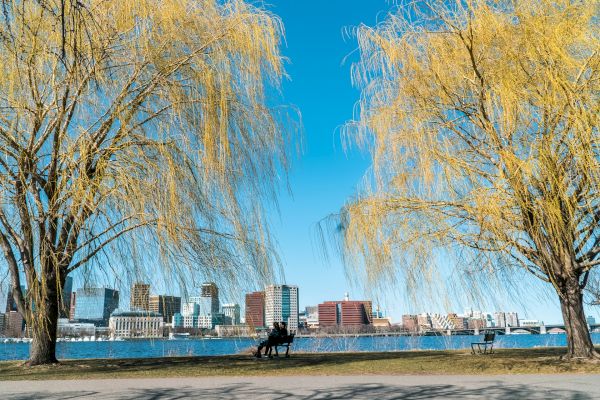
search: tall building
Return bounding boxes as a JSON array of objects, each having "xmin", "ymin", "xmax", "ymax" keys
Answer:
[
  {"xmin": 318, "ymin": 302, "xmax": 338, "ymax": 327},
  {"xmin": 201, "ymin": 282, "xmax": 220, "ymax": 314},
  {"xmin": 69, "ymin": 292, "xmax": 77, "ymax": 321},
  {"xmin": 130, "ymin": 283, "xmax": 150, "ymax": 311},
  {"xmin": 341, "ymin": 301, "xmax": 372, "ymax": 326},
  {"xmin": 417, "ymin": 313, "xmax": 432, "ymax": 331},
  {"xmin": 74, "ymin": 287, "xmax": 120, "ymax": 326},
  {"xmin": 60, "ymin": 276, "xmax": 73, "ymax": 318},
  {"xmin": 5, "ymin": 285, "xmax": 25, "ymax": 313},
  {"xmin": 318, "ymin": 298, "xmax": 372, "ymax": 328},
  {"xmin": 265, "ymin": 285, "xmax": 299, "ymax": 332},
  {"xmin": 402, "ymin": 315, "xmax": 419, "ymax": 332},
  {"xmin": 494, "ymin": 312, "xmax": 506, "ymax": 328},
  {"xmin": 149, "ymin": 295, "xmax": 181, "ymax": 323},
  {"xmin": 245, "ymin": 291, "xmax": 265, "ymax": 328},
  {"xmin": 5, "ymin": 311, "xmax": 24, "ymax": 337},
  {"xmin": 448, "ymin": 313, "xmax": 468, "ymax": 330},
  {"xmin": 222, "ymin": 303, "xmax": 241, "ymax": 325},
  {"xmin": 0, "ymin": 313, "xmax": 7, "ymax": 335},
  {"xmin": 506, "ymin": 312, "xmax": 519, "ymax": 327}
]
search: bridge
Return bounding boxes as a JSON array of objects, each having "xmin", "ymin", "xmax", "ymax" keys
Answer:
[{"xmin": 425, "ymin": 323, "xmax": 600, "ymax": 336}]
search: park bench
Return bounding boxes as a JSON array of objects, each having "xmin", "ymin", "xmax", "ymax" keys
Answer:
[
  {"xmin": 267, "ymin": 333, "xmax": 295, "ymax": 358},
  {"xmin": 471, "ymin": 332, "xmax": 495, "ymax": 354}
]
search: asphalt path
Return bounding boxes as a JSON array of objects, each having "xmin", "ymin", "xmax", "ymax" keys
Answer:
[{"xmin": 2, "ymin": 374, "xmax": 600, "ymax": 399}]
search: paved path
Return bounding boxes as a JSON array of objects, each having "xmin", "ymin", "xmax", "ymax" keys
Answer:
[{"xmin": 2, "ymin": 374, "xmax": 600, "ymax": 399}]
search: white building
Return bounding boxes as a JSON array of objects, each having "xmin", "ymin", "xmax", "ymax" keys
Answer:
[
  {"xmin": 494, "ymin": 312, "xmax": 506, "ymax": 328},
  {"xmin": 520, "ymin": 319, "xmax": 542, "ymax": 327},
  {"xmin": 57, "ymin": 318, "xmax": 96, "ymax": 337},
  {"xmin": 182, "ymin": 302, "xmax": 200, "ymax": 317},
  {"xmin": 222, "ymin": 303, "xmax": 241, "ymax": 325},
  {"xmin": 265, "ymin": 285, "xmax": 299, "ymax": 332},
  {"xmin": 506, "ymin": 312, "xmax": 519, "ymax": 327},
  {"xmin": 430, "ymin": 314, "xmax": 453, "ymax": 330},
  {"xmin": 109, "ymin": 311, "xmax": 163, "ymax": 338}
]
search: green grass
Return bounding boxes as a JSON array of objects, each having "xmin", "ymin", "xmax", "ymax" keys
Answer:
[{"xmin": 1, "ymin": 348, "xmax": 600, "ymax": 381}]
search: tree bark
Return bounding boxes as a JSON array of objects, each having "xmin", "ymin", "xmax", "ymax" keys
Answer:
[
  {"xmin": 558, "ymin": 277, "xmax": 599, "ymax": 360},
  {"xmin": 27, "ymin": 276, "xmax": 61, "ymax": 366}
]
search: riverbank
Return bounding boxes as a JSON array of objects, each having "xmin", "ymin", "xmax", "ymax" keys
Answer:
[{"xmin": 2, "ymin": 348, "xmax": 600, "ymax": 381}]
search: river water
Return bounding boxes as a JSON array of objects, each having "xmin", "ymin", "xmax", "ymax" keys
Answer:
[{"xmin": 2, "ymin": 333, "xmax": 600, "ymax": 361}]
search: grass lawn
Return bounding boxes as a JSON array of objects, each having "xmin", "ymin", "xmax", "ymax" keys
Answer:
[{"xmin": 1, "ymin": 348, "xmax": 600, "ymax": 381}]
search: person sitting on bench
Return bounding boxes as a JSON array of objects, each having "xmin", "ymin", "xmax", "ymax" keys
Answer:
[
  {"xmin": 278, "ymin": 322, "xmax": 288, "ymax": 342},
  {"xmin": 255, "ymin": 322, "xmax": 281, "ymax": 358}
]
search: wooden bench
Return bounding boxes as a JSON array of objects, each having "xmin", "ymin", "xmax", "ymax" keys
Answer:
[
  {"xmin": 267, "ymin": 334, "xmax": 295, "ymax": 358},
  {"xmin": 471, "ymin": 332, "xmax": 495, "ymax": 354}
]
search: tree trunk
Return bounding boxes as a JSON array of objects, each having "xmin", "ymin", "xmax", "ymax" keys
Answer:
[
  {"xmin": 558, "ymin": 277, "xmax": 599, "ymax": 360},
  {"xmin": 27, "ymin": 279, "xmax": 60, "ymax": 366}
]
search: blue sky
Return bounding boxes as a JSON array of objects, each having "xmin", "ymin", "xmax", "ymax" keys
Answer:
[
  {"xmin": 262, "ymin": 0, "xmax": 600, "ymax": 325},
  {"xmin": 2, "ymin": 1, "xmax": 594, "ymax": 326}
]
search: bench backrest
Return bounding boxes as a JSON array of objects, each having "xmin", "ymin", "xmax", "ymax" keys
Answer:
[{"xmin": 483, "ymin": 332, "xmax": 495, "ymax": 342}]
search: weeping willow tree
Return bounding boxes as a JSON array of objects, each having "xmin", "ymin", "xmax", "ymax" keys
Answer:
[
  {"xmin": 0, "ymin": 0, "xmax": 289, "ymax": 365},
  {"xmin": 340, "ymin": 0, "xmax": 600, "ymax": 359}
]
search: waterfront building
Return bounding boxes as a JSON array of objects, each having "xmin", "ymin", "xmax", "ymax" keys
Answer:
[
  {"xmin": 305, "ymin": 306, "xmax": 319, "ymax": 329},
  {"xmin": 5, "ymin": 285, "xmax": 25, "ymax": 312},
  {"xmin": 402, "ymin": 315, "xmax": 419, "ymax": 332},
  {"xmin": 265, "ymin": 285, "xmax": 299, "ymax": 332},
  {"xmin": 74, "ymin": 287, "xmax": 120, "ymax": 326},
  {"xmin": 109, "ymin": 310, "xmax": 163, "ymax": 338},
  {"xmin": 431, "ymin": 314, "xmax": 452, "ymax": 330},
  {"xmin": 317, "ymin": 298, "xmax": 372, "ymax": 328},
  {"xmin": 0, "ymin": 313, "xmax": 6, "ymax": 335},
  {"xmin": 494, "ymin": 312, "xmax": 506, "ymax": 328},
  {"xmin": 69, "ymin": 292, "xmax": 77, "ymax": 321},
  {"xmin": 417, "ymin": 313, "xmax": 432, "ymax": 331},
  {"xmin": 373, "ymin": 317, "xmax": 391, "ymax": 329},
  {"xmin": 57, "ymin": 318, "xmax": 96, "ymax": 338},
  {"xmin": 467, "ymin": 317, "xmax": 486, "ymax": 330},
  {"xmin": 60, "ymin": 276, "xmax": 73, "ymax": 318},
  {"xmin": 341, "ymin": 300, "xmax": 371, "ymax": 326},
  {"xmin": 201, "ymin": 282, "xmax": 220, "ymax": 314},
  {"xmin": 222, "ymin": 303, "xmax": 241, "ymax": 325},
  {"xmin": 484, "ymin": 313, "xmax": 494, "ymax": 328},
  {"xmin": 215, "ymin": 324, "xmax": 252, "ymax": 337},
  {"xmin": 149, "ymin": 295, "xmax": 181, "ymax": 323},
  {"xmin": 5, "ymin": 311, "xmax": 24, "ymax": 337},
  {"xmin": 448, "ymin": 313, "xmax": 468, "ymax": 330},
  {"xmin": 520, "ymin": 319, "xmax": 542, "ymax": 327},
  {"xmin": 182, "ymin": 302, "xmax": 200, "ymax": 317},
  {"xmin": 318, "ymin": 302, "xmax": 338, "ymax": 327},
  {"xmin": 172, "ymin": 313, "xmax": 183, "ymax": 327},
  {"xmin": 245, "ymin": 291, "xmax": 265, "ymax": 329},
  {"xmin": 130, "ymin": 283, "xmax": 151, "ymax": 311},
  {"xmin": 506, "ymin": 312, "xmax": 519, "ymax": 327}
]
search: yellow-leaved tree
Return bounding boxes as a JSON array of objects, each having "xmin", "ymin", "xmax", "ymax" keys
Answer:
[
  {"xmin": 0, "ymin": 0, "xmax": 289, "ymax": 365},
  {"xmin": 341, "ymin": 0, "xmax": 600, "ymax": 359}
]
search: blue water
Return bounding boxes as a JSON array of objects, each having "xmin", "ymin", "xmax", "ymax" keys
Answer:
[{"xmin": 2, "ymin": 333, "xmax": 600, "ymax": 361}]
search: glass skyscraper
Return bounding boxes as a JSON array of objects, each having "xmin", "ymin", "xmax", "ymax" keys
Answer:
[{"xmin": 74, "ymin": 287, "xmax": 119, "ymax": 326}]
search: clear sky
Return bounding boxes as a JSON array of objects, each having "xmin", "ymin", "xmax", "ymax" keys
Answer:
[{"xmin": 262, "ymin": 0, "xmax": 600, "ymax": 325}]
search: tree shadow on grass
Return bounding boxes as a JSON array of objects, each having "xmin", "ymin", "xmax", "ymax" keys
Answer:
[
  {"xmin": 1, "ymin": 347, "xmax": 595, "ymax": 380},
  {"xmin": 3, "ymin": 381, "xmax": 595, "ymax": 400}
]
